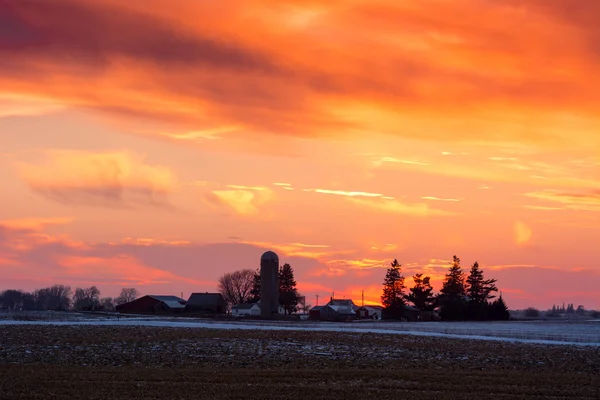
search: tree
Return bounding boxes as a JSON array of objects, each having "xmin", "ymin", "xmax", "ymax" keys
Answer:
[
  {"xmin": 34, "ymin": 285, "xmax": 72, "ymax": 311},
  {"xmin": 576, "ymin": 305, "xmax": 586, "ymax": 316},
  {"xmin": 101, "ymin": 297, "xmax": 115, "ymax": 311},
  {"xmin": 248, "ymin": 269, "xmax": 261, "ymax": 303},
  {"xmin": 524, "ymin": 307, "xmax": 540, "ymax": 318},
  {"xmin": 279, "ymin": 263, "xmax": 299, "ymax": 315},
  {"xmin": 381, "ymin": 259, "xmax": 406, "ymax": 319},
  {"xmin": 115, "ymin": 288, "xmax": 139, "ymax": 305},
  {"xmin": 438, "ymin": 256, "xmax": 466, "ymax": 320},
  {"xmin": 489, "ymin": 295, "xmax": 510, "ymax": 320},
  {"xmin": 0, "ymin": 290, "xmax": 24, "ymax": 310},
  {"xmin": 466, "ymin": 262, "xmax": 498, "ymax": 303},
  {"xmin": 465, "ymin": 262, "xmax": 498, "ymax": 320},
  {"xmin": 405, "ymin": 274, "xmax": 436, "ymax": 311},
  {"xmin": 566, "ymin": 303, "xmax": 575, "ymax": 314},
  {"xmin": 21, "ymin": 292, "xmax": 36, "ymax": 311},
  {"xmin": 297, "ymin": 293, "xmax": 312, "ymax": 313},
  {"xmin": 73, "ymin": 286, "xmax": 101, "ymax": 311},
  {"xmin": 218, "ymin": 269, "xmax": 255, "ymax": 309}
]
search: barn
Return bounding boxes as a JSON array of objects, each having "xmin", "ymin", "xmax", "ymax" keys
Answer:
[
  {"xmin": 185, "ymin": 293, "xmax": 227, "ymax": 315},
  {"xmin": 115, "ymin": 295, "xmax": 186, "ymax": 314}
]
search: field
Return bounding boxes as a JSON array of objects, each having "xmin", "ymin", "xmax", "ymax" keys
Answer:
[{"xmin": 1, "ymin": 319, "xmax": 600, "ymax": 399}]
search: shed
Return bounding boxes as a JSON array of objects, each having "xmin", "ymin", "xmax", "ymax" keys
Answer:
[{"xmin": 186, "ymin": 293, "xmax": 226, "ymax": 314}]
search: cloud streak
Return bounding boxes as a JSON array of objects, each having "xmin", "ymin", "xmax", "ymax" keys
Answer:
[{"xmin": 15, "ymin": 150, "xmax": 174, "ymax": 208}]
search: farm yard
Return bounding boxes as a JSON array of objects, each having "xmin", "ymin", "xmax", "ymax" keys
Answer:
[{"xmin": 1, "ymin": 319, "xmax": 600, "ymax": 399}]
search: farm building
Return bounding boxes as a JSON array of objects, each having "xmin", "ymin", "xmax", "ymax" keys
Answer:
[
  {"xmin": 231, "ymin": 301, "xmax": 286, "ymax": 317},
  {"xmin": 309, "ymin": 299, "xmax": 358, "ymax": 321},
  {"xmin": 186, "ymin": 293, "xmax": 226, "ymax": 314},
  {"xmin": 231, "ymin": 303, "xmax": 260, "ymax": 316},
  {"xmin": 115, "ymin": 295, "xmax": 186, "ymax": 314},
  {"xmin": 356, "ymin": 305, "xmax": 383, "ymax": 320}
]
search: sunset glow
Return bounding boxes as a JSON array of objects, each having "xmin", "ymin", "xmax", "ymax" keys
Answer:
[{"xmin": 1, "ymin": 0, "xmax": 599, "ymax": 309}]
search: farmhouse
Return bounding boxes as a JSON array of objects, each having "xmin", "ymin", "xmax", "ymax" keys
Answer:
[
  {"xmin": 185, "ymin": 293, "xmax": 226, "ymax": 314},
  {"xmin": 231, "ymin": 303, "xmax": 260, "ymax": 316},
  {"xmin": 115, "ymin": 295, "xmax": 186, "ymax": 314},
  {"xmin": 231, "ymin": 301, "xmax": 286, "ymax": 317}
]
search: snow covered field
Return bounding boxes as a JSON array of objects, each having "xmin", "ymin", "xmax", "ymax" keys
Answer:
[{"xmin": 1, "ymin": 316, "xmax": 599, "ymax": 346}]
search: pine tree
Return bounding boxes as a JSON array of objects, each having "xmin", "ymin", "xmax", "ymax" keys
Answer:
[
  {"xmin": 405, "ymin": 273, "xmax": 436, "ymax": 311},
  {"xmin": 465, "ymin": 262, "xmax": 498, "ymax": 320},
  {"xmin": 381, "ymin": 259, "xmax": 406, "ymax": 319},
  {"xmin": 249, "ymin": 269, "xmax": 261, "ymax": 303},
  {"xmin": 438, "ymin": 255, "xmax": 466, "ymax": 320},
  {"xmin": 489, "ymin": 295, "xmax": 510, "ymax": 320},
  {"xmin": 278, "ymin": 263, "xmax": 299, "ymax": 315}
]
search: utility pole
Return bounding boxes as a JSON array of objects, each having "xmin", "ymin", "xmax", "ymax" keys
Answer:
[
  {"xmin": 362, "ymin": 290, "xmax": 364, "ymax": 307},
  {"xmin": 315, "ymin": 294, "xmax": 319, "ymax": 306}
]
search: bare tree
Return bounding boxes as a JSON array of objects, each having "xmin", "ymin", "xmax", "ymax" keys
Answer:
[
  {"xmin": 101, "ymin": 297, "xmax": 115, "ymax": 311},
  {"xmin": 73, "ymin": 286, "xmax": 101, "ymax": 311},
  {"xmin": 218, "ymin": 269, "xmax": 255, "ymax": 309},
  {"xmin": 115, "ymin": 288, "xmax": 139, "ymax": 305},
  {"xmin": 34, "ymin": 285, "xmax": 72, "ymax": 311}
]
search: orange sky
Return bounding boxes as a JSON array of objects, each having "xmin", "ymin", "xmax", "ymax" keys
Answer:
[{"xmin": 1, "ymin": 0, "xmax": 599, "ymax": 309}]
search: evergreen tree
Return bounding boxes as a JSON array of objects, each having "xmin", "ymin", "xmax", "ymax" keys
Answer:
[
  {"xmin": 405, "ymin": 273, "xmax": 436, "ymax": 311},
  {"xmin": 438, "ymin": 255, "xmax": 466, "ymax": 320},
  {"xmin": 249, "ymin": 269, "xmax": 261, "ymax": 303},
  {"xmin": 489, "ymin": 295, "xmax": 510, "ymax": 320},
  {"xmin": 279, "ymin": 263, "xmax": 299, "ymax": 314},
  {"xmin": 567, "ymin": 303, "xmax": 575, "ymax": 314},
  {"xmin": 465, "ymin": 262, "xmax": 498, "ymax": 320},
  {"xmin": 381, "ymin": 259, "xmax": 406, "ymax": 319}
]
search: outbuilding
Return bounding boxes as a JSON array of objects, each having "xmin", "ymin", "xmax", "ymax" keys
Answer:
[
  {"xmin": 115, "ymin": 295, "xmax": 186, "ymax": 314},
  {"xmin": 186, "ymin": 293, "xmax": 226, "ymax": 314}
]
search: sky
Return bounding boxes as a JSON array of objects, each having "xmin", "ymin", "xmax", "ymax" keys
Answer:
[{"xmin": 1, "ymin": 0, "xmax": 599, "ymax": 310}]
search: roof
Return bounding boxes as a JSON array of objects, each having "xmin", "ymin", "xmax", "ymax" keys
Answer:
[
  {"xmin": 261, "ymin": 250, "xmax": 279, "ymax": 262},
  {"xmin": 328, "ymin": 305, "xmax": 355, "ymax": 314},
  {"xmin": 162, "ymin": 300, "xmax": 186, "ymax": 309},
  {"xmin": 310, "ymin": 306, "xmax": 325, "ymax": 311},
  {"xmin": 148, "ymin": 295, "xmax": 186, "ymax": 303},
  {"xmin": 328, "ymin": 299, "xmax": 357, "ymax": 307},
  {"xmin": 187, "ymin": 293, "xmax": 225, "ymax": 306}
]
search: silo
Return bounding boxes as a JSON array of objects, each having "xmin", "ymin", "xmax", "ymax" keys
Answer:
[{"xmin": 260, "ymin": 251, "xmax": 279, "ymax": 318}]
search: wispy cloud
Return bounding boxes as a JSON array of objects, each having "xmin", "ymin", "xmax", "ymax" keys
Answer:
[
  {"xmin": 305, "ymin": 188, "xmax": 382, "ymax": 198},
  {"xmin": 524, "ymin": 190, "xmax": 600, "ymax": 211},
  {"xmin": 347, "ymin": 197, "xmax": 452, "ymax": 217},
  {"xmin": 421, "ymin": 196, "xmax": 460, "ymax": 202},
  {"xmin": 204, "ymin": 186, "xmax": 274, "ymax": 216},
  {"xmin": 15, "ymin": 150, "xmax": 174, "ymax": 208}
]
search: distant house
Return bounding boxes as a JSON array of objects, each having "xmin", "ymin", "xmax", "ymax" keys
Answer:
[
  {"xmin": 309, "ymin": 299, "xmax": 358, "ymax": 321},
  {"xmin": 356, "ymin": 305, "xmax": 383, "ymax": 320},
  {"xmin": 231, "ymin": 301, "xmax": 285, "ymax": 317},
  {"xmin": 186, "ymin": 293, "xmax": 226, "ymax": 315},
  {"xmin": 232, "ymin": 303, "xmax": 260, "ymax": 317},
  {"xmin": 115, "ymin": 295, "xmax": 186, "ymax": 314}
]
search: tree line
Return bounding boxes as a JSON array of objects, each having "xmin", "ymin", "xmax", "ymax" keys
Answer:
[
  {"xmin": 0, "ymin": 286, "xmax": 140, "ymax": 312},
  {"xmin": 218, "ymin": 263, "xmax": 310, "ymax": 314},
  {"xmin": 381, "ymin": 256, "xmax": 510, "ymax": 321}
]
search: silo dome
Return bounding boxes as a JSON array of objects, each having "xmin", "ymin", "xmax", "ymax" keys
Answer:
[{"xmin": 261, "ymin": 251, "xmax": 279, "ymax": 262}]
